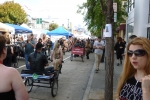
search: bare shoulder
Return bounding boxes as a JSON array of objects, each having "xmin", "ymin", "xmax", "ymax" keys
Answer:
[
  {"xmin": 5, "ymin": 67, "xmax": 20, "ymax": 76},
  {"xmin": 0, "ymin": 66, "xmax": 20, "ymax": 81}
]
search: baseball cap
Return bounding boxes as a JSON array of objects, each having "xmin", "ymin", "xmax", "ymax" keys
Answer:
[{"xmin": 36, "ymin": 43, "xmax": 43, "ymax": 49}]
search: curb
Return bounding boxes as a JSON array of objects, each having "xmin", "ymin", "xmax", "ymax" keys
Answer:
[{"xmin": 82, "ymin": 63, "xmax": 96, "ymax": 100}]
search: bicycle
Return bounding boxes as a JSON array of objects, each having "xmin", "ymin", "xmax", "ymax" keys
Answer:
[{"xmin": 50, "ymin": 60, "xmax": 63, "ymax": 79}]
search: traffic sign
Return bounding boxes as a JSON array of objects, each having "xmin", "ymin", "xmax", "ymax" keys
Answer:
[
  {"xmin": 114, "ymin": 13, "xmax": 117, "ymax": 22},
  {"xmin": 36, "ymin": 18, "xmax": 39, "ymax": 24},
  {"xmin": 113, "ymin": 3, "xmax": 117, "ymax": 12},
  {"xmin": 36, "ymin": 18, "xmax": 42, "ymax": 24},
  {"xmin": 39, "ymin": 18, "xmax": 42, "ymax": 24}
]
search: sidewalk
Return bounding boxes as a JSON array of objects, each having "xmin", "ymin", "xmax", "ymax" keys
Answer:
[{"xmin": 82, "ymin": 57, "xmax": 123, "ymax": 100}]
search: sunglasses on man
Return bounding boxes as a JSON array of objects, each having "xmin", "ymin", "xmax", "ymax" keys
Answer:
[{"xmin": 127, "ymin": 49, "xmax": 146, "ymax": 57}]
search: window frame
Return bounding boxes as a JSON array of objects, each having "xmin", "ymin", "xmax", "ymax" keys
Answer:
[
  {"xmin": 148, "ymin": 0, "xmax": 150, "ymax": 23},
  {"xmin": 128, "ymin": 0, "xmax": 135, "ymax": 12},
  {"xmin": 147, "ymin": 28, "xmax": 150, "ymax": 39}
]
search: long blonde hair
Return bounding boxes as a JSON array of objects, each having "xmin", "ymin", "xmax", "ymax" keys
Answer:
[
  {"xmin": 116, "ymin": 37, "xmax": 150, "ymax": 97},
  {"xmin": 53, "ymin": 40, "xmax": 60, "ymax": 50},
  {"xmin": 53, "ymin": 40, "xmax": 60, "ymax": 57}
]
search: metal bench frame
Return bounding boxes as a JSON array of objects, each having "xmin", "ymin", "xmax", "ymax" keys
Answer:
[{"xmin": 21, "ymin": 73, "xmax": 58, "ymax": 97}]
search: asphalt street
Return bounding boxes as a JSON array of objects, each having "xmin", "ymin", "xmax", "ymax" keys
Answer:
[{"xmin": 16, "ymin": 52, "xmax": 95, "ymax": 100}]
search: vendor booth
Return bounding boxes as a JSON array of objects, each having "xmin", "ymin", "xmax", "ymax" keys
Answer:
[
  {"xmin": 0, "ymin": 22, "xmax": 14, "ymax": 33},
  {"xmin": 5, "ymin": 23, "xmax": 32, "ymax": 34},
  {"xmin": 0, "ymin": 22, "xmax": 15, "ymax": 38},
  {"xmin": 21, "ymin": 24, "xmax": 42, "ymax": 40},
  {"xmin": 47, "ymin": 26, "xmax": 71, "ymax": 39}
]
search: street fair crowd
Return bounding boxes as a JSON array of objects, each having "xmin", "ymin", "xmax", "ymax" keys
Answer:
[{"xmin": 1, "ymin": 31, "xmax": 95, "ymax": 68}]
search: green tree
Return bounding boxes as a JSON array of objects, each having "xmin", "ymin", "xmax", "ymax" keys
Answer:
[
  {"xmin": 49, "ymin": 23, "xmax": 58, "ymax": 31},
  {"xmin": 0, "ymin": 1, "xmax": 27, "ymax": 25},
  {"xmin": 77, "ymin": 0, "xmax": 127, "ymax": 36}
]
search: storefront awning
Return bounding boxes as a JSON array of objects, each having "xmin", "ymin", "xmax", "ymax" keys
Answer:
[
  {"xmin": 120, "ymin": 24, "xmax": 126, "ymax": 30},
  {"xmin": 116, "ymin": 24, "xmax": 126, "ymax": 33}
]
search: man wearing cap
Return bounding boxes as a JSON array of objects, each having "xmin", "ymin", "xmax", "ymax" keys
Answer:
[{"xmin": 28, "ymin": 42, "xmax": 53, "ymax": 72}]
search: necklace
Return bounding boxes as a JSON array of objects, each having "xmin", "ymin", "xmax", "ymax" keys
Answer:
[{"xmin": 135, "ymin": 73, "xmax": 142, "ymax": 82}]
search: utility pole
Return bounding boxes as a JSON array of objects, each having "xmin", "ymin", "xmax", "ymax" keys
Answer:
[
  {"xmin": 68, "ymin": 19, "xmax": 69, "ymax": 29},
  {"xmin": 104, "ymin": 0, "xmax": 114, "ymax": 100}
]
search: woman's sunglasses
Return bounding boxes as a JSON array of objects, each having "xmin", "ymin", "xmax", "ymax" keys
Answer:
[{"xmin": 127, "ymin": 49, "xmax": 146, "ymax": 57}]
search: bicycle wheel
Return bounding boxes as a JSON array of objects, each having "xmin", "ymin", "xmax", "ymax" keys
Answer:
[
  {"xmin": 24, "ymin": 78, "xmax": 33, "ymax": 93},
  {"xmin": 51, "ymin": 78, "xmax": 58, "ymax": 97}
]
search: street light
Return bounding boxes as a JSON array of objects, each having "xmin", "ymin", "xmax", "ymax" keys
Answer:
[{"xmin": 68, "ymin": 19, "xmax": 69, "ymax": 29}]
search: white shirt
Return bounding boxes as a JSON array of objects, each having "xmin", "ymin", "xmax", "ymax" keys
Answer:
[{"xmin": 93, "ymin": 40, "xmax": 104, "ymax": 55}]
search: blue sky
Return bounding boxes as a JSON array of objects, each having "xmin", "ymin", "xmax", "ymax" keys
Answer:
[{"xmin": 0, "ymin": 0, "xmax": 87, "ymax": 27}]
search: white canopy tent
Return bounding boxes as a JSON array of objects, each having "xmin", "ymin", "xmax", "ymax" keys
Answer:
[
  {"xmin": 21, "ymin": 24, "xmax": 42, "ymax": 40},
  {"xmin": 74, "ymin": 33, "xmax": 91, "ymax": 39},
  {"xmin": 0, "ymin": 22, "xmax": 15, "ymax": 34}
]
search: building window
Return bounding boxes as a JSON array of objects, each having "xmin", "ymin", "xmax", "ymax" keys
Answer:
[
  {"xmin": 148, "ymin": 0, "xmax": 150, "ymax": 23},
  {"xmin": 128, "ymin": 0, "xmax": 135, "ymax": 12},
  {"xmin": 127, "ymin": 22, "xmax": 134, "ymax": 41},
  {"xmin": 147, "ymin": 28, "xmax": 150, "ymax": 39}
]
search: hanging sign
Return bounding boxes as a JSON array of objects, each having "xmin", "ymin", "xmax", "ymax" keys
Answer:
[
  {"xmin": 114, "ymin": 13, "xmax": 117, "ymax": 22},
  {"xmin": 113, "ymin": 3, "xmax": 117, "ymax": 12},
  {"xmin": 103, "ymin": 24, "xmax": 112, "ymax": 37}
]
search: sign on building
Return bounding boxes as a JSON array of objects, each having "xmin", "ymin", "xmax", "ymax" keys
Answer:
[
  {"xmin": 114, "ymin": 13, "xmax": 117, "ymax": 22},
  {"xmin": 36, "ymin": 18, "xmax": 42, "ymax": 24},
  {"xmin": 113, "ymin": 3, "xmax": 117, "ymax": 22},
  {"xmin": 113, "ymin": 3, "xmax": 117, "ymax": 12}
]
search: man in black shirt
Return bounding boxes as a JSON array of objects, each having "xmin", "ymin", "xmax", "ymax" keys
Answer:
[
  {"xmin": 46, "ymin": 38, "xmax": 52, "ymax": 57},
  {"xmin": 28, "ymin": 42, "xmax": 53, "ymax": 73}
]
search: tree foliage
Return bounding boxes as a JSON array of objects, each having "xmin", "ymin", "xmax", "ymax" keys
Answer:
[
  {"xmin": 49, "ymin": 23, "xmax": 59, "ymax": 31},
  {"xmin": 77, "ymin": 0, "xmax": 127, "ymax": 36},
  {"xmin": 0, "ymin": 1, "xmax": 27, "ymax": 25}
]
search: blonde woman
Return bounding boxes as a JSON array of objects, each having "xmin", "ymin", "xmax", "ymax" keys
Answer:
[
  {"xmin": 51, "ymin": 40, "xmax": 63, "ymax": 73},
  {"xmin": 64, "ymin": 39, "xmax": 69, "ymax": 52},
  {"xmin": 116, "ymin": 37, "xmax": 150, "ymax": 100}
]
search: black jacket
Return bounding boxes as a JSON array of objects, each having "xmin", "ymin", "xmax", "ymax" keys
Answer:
[{"xmin": 28, "ymin": 51, "xmax": 48, "ymax": 71}]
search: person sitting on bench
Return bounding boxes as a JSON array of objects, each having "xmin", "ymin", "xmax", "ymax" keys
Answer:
[
  {"xmin": 28, "ymin": 42, "xmax": 54, "ymax": 74},
  {"xmin": 51, "ymin": 40, "xmax": 63, "ymax": 73}
]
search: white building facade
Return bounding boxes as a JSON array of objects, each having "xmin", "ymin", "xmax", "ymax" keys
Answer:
[
  {"xmin": 126, "ymin": 0, "xmax": 150, "ymax": 41},
  {"xmin": 21, "ymin": 5, "xmax": 50, "ymax": 30}
]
